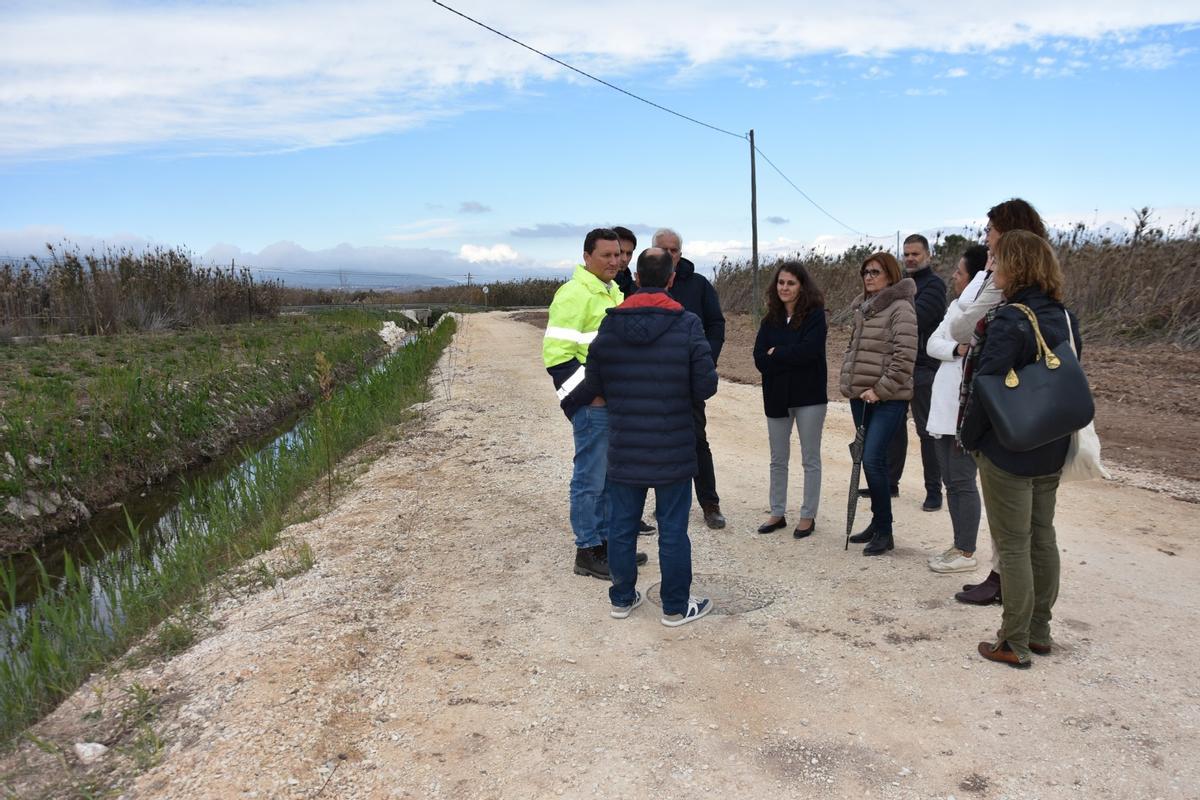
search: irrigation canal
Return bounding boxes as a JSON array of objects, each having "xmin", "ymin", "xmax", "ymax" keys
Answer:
[{"xmin": 1, "ymin": 329, "xmax": 420, "ymax": 656}]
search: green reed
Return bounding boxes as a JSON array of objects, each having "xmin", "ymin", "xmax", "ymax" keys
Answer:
[{"xmin": 0, "ymin": 317, "xmax": 455, "ymax": 744}]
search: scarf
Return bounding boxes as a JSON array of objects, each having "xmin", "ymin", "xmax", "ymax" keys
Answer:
[{"xmin": 955, "ymin": 306, "xmax": 1000, "ymax": 447}]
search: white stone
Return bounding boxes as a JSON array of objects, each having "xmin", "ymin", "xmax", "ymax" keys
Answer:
[
  {"xmin": 5, "ymin": 496, "xmax": 40, "ymax": 520},
  {"xmin": 74, "ymin": 742, "xmax": 108, "ymax": 764}
]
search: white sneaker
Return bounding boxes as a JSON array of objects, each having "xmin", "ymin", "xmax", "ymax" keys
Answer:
[
  {"xmin": 929, "ymin": 550, "xmax": 979, "ymax": 573},
  {"xmin": 661, "ymin": 597, "xmax": 713, "ymax": 627},
  {"xmin": 928, "ymin": 545, "xmax": 959, "ymax": 566},
  {"xmin": 610, "ymin": 590, "xmax": 643, "ymax": 619}
]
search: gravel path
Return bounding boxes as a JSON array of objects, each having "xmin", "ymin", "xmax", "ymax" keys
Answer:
[{"xmin": 5, "ymin": 311, "xmax": 1197, "ymax": 799}]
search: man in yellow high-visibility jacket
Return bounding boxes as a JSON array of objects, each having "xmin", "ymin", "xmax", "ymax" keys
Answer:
[{"xmin": 543, "ymin": 227, "xmax": 646, "ymax": 580}]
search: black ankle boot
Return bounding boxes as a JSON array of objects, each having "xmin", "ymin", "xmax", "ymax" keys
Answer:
[
  {"xmin": 848, "ymin": 522, "xmax": 875, "ymax": 544},
  {"xmin": 573, "ymin": 545, "xmax": 610, "ymax": 579},
  {"xmin": 863, "ymin": 529, "xmax": 894, "ymax": 556}
]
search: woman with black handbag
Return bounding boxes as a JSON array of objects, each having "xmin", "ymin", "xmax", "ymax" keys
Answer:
[{"xmin": 958, "ymin": 230, "xmax": 1084, "ymax": 669}]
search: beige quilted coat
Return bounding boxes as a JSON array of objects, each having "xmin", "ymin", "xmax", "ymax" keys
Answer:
[{"xmin": 839, "ymin": 278, "xmax": 918, "ymax": 401}]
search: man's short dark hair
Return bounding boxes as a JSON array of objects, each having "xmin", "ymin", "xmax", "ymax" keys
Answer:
[
  {"xmin": 635, "ymin": 249, "xmax": 674, "ymax": 288},
  {"xmin": 613, "ymin": 226, "xmax": 637, "ymax": 247},
  {"xmin": 903, "ymin": 233, "xmax": 929, "ymax": 252},
  {"xmin": 584, "ymin": 227, "xmax": 619, "ymax": 254},
  {"xmin": 962, "ymin": 244, "xmax": 989, "ymax": 277}
]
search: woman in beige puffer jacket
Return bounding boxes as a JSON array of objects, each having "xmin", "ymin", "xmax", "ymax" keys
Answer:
[{"xmin": 840, "ymin": 252, "xmax": 918, "ymax": 556}]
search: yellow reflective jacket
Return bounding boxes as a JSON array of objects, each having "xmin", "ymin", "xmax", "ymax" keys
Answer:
[{"xmin": 542, "ymin": 264, "xmax": 623, "ymax": 418}]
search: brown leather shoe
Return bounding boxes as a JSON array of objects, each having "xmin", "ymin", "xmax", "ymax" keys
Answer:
[
  {"xmin": 996, "ymin": 629, "xmax": 1052, "ymax": 656},
  {"xmin": 977, "ymin": 640, "xmax": 1032, "ymax": 669}
]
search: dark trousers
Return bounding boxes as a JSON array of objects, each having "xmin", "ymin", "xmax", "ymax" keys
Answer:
[
  {"xmin": 886, "ymin": 380, "xmax": 942, "ymax": 496},
  {"xmin": 850, "ymin": 399, "xmax": 907, "ymax": 535},
  {"xmin": 692, "ymin": 401, "xmax": 719, "ymax": 509}
]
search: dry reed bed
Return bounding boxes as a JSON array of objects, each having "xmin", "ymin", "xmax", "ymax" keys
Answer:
[
  {"xmin": 1, "ymin": 245, "xmax": 282, "ymax": 338},
  {"xmin": 714, "ymin": 211, "xmax": 1200, "ymax": 346}
]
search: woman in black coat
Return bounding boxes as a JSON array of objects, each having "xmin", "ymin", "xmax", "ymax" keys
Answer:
[
  {"xmin": 753, "ymin": 262, "xmax": 828, "ymax": 539},
  {"xmin": 959, "ymin": 230, "xmax": 1083, "ymax": 669}
]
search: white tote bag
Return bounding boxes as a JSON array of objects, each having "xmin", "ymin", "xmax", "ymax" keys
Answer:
[{"xmin": 1059, "ymin": 311, "xmax": 1111, "ymax": 482}]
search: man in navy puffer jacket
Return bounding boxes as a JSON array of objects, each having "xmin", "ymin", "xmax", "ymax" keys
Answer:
[{"xmin": 586, "ymin": 248, "xmax": 720, "ymax": 627}]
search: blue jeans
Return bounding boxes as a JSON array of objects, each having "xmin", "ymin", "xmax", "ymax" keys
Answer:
[
  {"xmin": 607, "ymin": 479, "xmax": 692, "ymax": 615},
  {"xmin": 570, "ymin": 405, "xmax": 609, "ymax": 549},
  {"xmin": 850, "ymin": 399, "xmax": 907, "ymax": 535}
]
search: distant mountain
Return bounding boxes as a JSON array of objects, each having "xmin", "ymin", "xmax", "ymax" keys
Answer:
[{"xmin": 266, "ymin": 272, "xmax": 460, "ymax": 290}]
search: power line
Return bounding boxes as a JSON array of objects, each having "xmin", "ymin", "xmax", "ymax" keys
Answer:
[
  {"xmin": 752, "ymin": 145, "xmax": 892, "ymax": 240},
  {"xmin": 431, "ymin": 1, "xmax": 885, "ymax": 242},
  {"xmin": 430, "ymin": 0, "xmax": 745, "ymax": 141}
]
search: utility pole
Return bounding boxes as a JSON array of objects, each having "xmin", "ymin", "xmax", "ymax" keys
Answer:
[{"xmin": 749, "ymin": 129, "xmax": 760, "ymax": 321}]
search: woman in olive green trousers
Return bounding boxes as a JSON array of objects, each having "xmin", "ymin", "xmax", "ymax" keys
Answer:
[{"xmin": 957, "ymin": 231, "xmax": 1082, "ymax": 669}]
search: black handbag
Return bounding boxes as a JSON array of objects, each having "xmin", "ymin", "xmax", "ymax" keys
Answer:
[{"xmin": 974, "ymin": 304, "xmax": 1095, "ymax": 452}]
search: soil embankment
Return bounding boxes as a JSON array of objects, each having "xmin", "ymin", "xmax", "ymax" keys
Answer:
[{"xmin": 4, "ymin": 311, "xmax": 1198, "ymax": 799}]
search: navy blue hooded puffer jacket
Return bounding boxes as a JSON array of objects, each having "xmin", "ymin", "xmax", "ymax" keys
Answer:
[{"xmin": 586, "ymin": 289, "xmax": 719, "ymax": 486}]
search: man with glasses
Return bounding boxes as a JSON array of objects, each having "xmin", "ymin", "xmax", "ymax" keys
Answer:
[{"xmin": 653, "ymin": 227, "xmax": 727, "ymax": 529}]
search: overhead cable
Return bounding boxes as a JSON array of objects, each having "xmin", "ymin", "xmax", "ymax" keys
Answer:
[
  {"xmin": 435, "ymin": 0, "xmax": 887, "ymax": 240},
  {"xmin": 752, "ymin": 146, "xmax": 892, "ymax": 239},
  {"xmin": 430, "ymin": 0, "xmax": 746, "ymax": 141}
]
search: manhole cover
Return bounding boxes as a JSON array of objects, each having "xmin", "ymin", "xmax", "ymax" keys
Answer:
[{"xmin": 645, "ymin": 573, "xmax": 774, "ymax": 615}]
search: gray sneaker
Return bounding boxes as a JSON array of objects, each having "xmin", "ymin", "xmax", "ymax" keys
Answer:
[
  {"xmin": 662, "ymin": 597, "xmax": 713, "ymax": 627},
  {"xmin": 610, "ymin": 590, "xmax": 644, "ymax": 619},
  {"xmin": 928, "ymin": 545, "xmax": 959, "ymax": 566}
]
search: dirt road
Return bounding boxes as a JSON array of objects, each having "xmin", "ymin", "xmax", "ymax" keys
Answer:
[{"xmin": 6, "ymin": 312, "xmax": 1198, "ymax": 799}]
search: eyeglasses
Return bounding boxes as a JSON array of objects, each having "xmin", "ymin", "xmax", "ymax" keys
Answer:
[{"xmin": 860, "ymin": 268, "xmax": 883, "ymax": 277}]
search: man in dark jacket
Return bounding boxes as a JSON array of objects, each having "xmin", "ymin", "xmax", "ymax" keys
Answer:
[
  {"xmin": 613, "ymin": 226, "xmax": 637, "ymax": 297},
  {"xmin": 587, "ymin": 248, "xmax": 719, "ymax": 627},
  {"xmin": 654, "ymin": 227, "xmax": 728, "ymax": 529},
  {"xmin": 879, "ymin": 234, "xmax": 947, "ymax": 508}
]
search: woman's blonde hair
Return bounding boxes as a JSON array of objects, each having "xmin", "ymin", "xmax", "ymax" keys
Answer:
[{"xmin": 994, "ymin": 230, "xmax": 1064, "ymax": 301}]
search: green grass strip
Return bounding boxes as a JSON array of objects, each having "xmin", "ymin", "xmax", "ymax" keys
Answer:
[{"xmin": 0, "ymin": 316, "xmax": 456, "ymax": 744}]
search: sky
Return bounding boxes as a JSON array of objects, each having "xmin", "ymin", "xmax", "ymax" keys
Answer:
[{"xmin": 2, "ymin": 1, "xmax": 1199, "ymax": 286}]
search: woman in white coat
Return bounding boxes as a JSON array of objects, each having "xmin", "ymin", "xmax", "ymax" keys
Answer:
[{"xmin": 925, "ymin": 244, "xmax": 989, "ymax": 573}]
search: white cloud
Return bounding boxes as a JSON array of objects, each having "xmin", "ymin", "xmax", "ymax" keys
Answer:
[
  {"xmin": 943, "ymin": 67, "xmax": 968, "ymax": 78},
  {"xmin": 459, "ymin": 243, "xmax": 519, "ymax": 263},
  {"xmin": 1, "ymin": 1, "xmax": 1198, "ymax": 158},
  {"xmin": 1118, "ymin": 43, "xmax": 1194, "ymax": 69},
  {"xmin": 905, "ymin": 87, "xmax": 948, "ymax": 96}
]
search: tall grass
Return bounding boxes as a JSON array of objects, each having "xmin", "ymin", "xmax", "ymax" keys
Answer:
[
  {"xmin": 0, "ymin": 244, "xmax": 283, "ymax": 337},
  {"xmin": 0, "ymin": 317, "xmax": 456, "ymax": 743},
  {"xmin": 714, "ymin": 210, "xmax": 1200, "ymax": 345},
  {"xmin": 1, "ymin": 310, "xmax": 411, "ymax": 548}
]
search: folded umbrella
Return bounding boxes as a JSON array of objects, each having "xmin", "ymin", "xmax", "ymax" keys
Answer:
[{"xmin": 845, "ymin": 422, "xmax": 866, "ymax": 551}]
